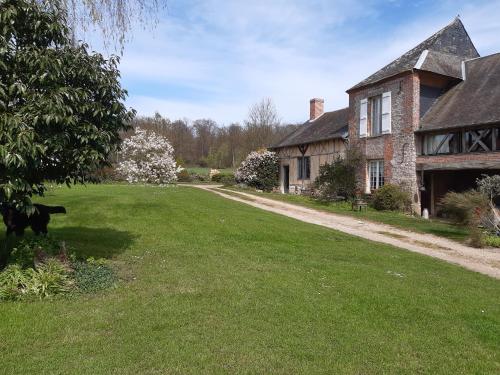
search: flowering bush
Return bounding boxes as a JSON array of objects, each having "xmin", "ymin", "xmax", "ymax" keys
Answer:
[
  {"xmin": 235, "ymin": 150, "xmax": 278, "ymax": 191},
  {"xmin": 117, "ymin": 128, "xmax": 178, "ymax": 185}
]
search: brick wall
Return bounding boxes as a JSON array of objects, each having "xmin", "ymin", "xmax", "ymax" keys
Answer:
[{"xmin": 348, "ymin": 73, "xmax": 421, "ymax": 210}]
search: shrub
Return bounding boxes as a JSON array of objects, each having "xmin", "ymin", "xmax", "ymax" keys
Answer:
[
  {"xmin": 371, "ymin": 184, "xmax": 411, "ymax": 211},
  {"xmin": 1, "ymin": 238, "xmax": 115, "ymax": 301},
  {"xmin": 211, "ymin": 172, "xmax": 235, "ymax": 185},
  {"xmin": 439, "ymin": 190, "xmax": 489, "ymax": 225},
  {"xmin": 440, "ymin": 190, "xmax": 490, "ymax": 248},
  {"xmin": 485, "ymin": 235, "xmax": 500, "ymax": 248},
  {"xmin": 221, "ymin": 174, "xmax": 236, "ymax": 186},
  {"xmin": 9, "ymin": 237, "xmax": 61, "ymax": 268},
  {"xmin": 314, "ymin": 147, "xmax": 364, "ymax": 202},
  {"xmin": 177, "ymin": 169, "xmax": 192, "ymax": 182},
  {"xmin": 0, "ymin": 259, "xmax": 71, "ymax": 301},
  {"xmin": 477, "ymin": 174, "xmax": 500, "ymax": 202},
  {"xmin": 117, "ymin": 127, "xmax": 178, "ymax": 185},
  {"xmin": 235, "ymin": 150, "xmax": 278, "ymax": 192}
]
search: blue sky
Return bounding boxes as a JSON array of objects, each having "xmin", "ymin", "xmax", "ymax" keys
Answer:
[{"xmin": 93, "ymin": 0, "xmax": 500, "ymax": 125}]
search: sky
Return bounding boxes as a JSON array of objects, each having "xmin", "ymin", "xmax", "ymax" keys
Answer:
[{"xmin": 91, "ymin": 0, "xmax": 500, "ymax": 125}]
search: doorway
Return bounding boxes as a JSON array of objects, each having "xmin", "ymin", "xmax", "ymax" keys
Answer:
[{"xmin": 283, "ymin": 165, "xmax": 290, "ymax": 193}]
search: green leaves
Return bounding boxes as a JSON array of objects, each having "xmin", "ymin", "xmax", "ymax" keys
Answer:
[{"xmin": 0, "ymin": 0, "xmax": 134, "ymax": 209}]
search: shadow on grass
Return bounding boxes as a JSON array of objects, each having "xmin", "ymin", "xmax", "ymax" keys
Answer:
[{"xmin": 0, "ymin": 226, "xmax": 136, "ymax": 262}]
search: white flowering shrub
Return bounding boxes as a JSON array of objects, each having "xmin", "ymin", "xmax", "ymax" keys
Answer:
[
  {"xmin": 116, "ymin": 128, "xmax": 178, "ymax": 185},
  {"xmin": 235, "ymin": 150, "xmax": 278, "ymax": 191}
]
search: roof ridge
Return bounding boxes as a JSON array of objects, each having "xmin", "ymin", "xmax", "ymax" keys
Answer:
[{"xmin": 465, "ymin": 51, "xmax": 500, "ymax": 62}]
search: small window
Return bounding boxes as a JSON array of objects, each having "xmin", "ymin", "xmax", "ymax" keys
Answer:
[
  {"xmin": 369, "ymin": 160, "xmax": 384, "ymax": 191},
  {"xmin": 370, "ymin": 95, "xmax": 383, "ymax": 136},
  {"xmin": 297, "ymin": 156, "xmax": 310, "ymax": 180}
]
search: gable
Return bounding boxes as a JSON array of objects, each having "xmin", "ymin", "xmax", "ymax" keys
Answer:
[{"xmin": 348, "ymin": 18, "xmax": 479, "ymax": 92}]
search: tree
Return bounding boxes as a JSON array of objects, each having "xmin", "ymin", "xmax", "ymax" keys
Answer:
[
  {"xmin": 0, "ymin": 0, "xmax": 134, "ymax": 212},
  {"xmin": 245, "ymin": 98, "xmax": 281, "ymax": 151},
  {"xmin": 116, "ymin": 128, "xmax": 177, "ymax": 184},
  {"xmin": 52, "ymin": 0, "xmax": 167, "ymax": 51}
]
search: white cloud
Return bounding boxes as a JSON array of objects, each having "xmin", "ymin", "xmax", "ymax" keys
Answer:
[{"xmin": 111, "ymin": 0, "xmax": 500, "ymax": 125}]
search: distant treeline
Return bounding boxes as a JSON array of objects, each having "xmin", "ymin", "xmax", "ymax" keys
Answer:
[{"xmin": 129, "ymin": 99, "xmax": 300, "ymax": 169}]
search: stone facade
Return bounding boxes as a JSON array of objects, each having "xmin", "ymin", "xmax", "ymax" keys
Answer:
[{"xmin": 348, "ymin": 73, "xmax": 422, "ymax": 212}]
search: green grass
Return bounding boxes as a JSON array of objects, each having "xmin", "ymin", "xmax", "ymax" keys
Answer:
[
  {"xmin": 0, "ymin": 184, "xmax": 499, "ymax": 374},
  {"xmin": 186, "ymin": 167, "xmax": 234, "ymax": 175},
  {"xmin": 226, "ymin": 187, "xmax": 469, "ymax": 243}
]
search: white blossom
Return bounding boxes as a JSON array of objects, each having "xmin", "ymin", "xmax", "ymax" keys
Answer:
[
  {"xmin": 235, "ymin": 150, "xmax": 278, "ymax": 191},
  {"xmin": 117, "ymin": 127, "xmax": 177, "ymax": 185}
]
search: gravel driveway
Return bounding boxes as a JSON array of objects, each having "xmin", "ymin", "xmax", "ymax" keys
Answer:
[{"xmin": 190, "ymin": 185, "xmax": 500, "ymax": 280}]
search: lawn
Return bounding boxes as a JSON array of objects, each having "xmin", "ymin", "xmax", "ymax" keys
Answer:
[
  {"xmin": 0, "ymin": 184, "xmax": 499, "ymax": 374},
  {"xmin": 225, "ymin": 187, "xmax": 469, "ymax": 243},
  {"xmin": 186, "ymin": 166, "xmax": 234, "ymax": 175}
]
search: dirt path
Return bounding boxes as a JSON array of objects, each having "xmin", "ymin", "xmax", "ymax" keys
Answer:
[{"xmin": 189, "ymin": 185, "xmax": 500, "ymax": 280}]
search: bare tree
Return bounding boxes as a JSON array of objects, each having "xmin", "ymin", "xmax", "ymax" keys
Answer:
[{"xmin": 245, "ymin": 97, "xmax": 281, "ymax": 151}]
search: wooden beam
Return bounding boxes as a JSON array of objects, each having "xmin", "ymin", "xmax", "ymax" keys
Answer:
[{"xmin": 420, "ymin": 161, "xmax": 500, "ymax": 171}]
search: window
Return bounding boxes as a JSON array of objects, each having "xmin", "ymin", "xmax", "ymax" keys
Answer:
[
  {"xmin": 423, "ymin": 132, "xmax": 461, "ymax": 155},
  {"xmin": 370, "ymin": 95, "xmax": 383, "ymax": 136},
  {"xmin": 297, "ymin": 156, "xmax": 310, "ymax": 180},
  {"xmin": 369, "ymin": 160, "xmax": 384, "ymax": 191}
]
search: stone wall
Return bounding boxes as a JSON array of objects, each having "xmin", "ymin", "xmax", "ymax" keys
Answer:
[{"xmin": 348, "ymin": 73, "xmax": 421, "ymax": 211}]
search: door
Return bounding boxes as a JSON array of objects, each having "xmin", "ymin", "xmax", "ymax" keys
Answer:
[{"xmin": 283, "ymin": 165, "xmax": 290, "ymax": 193}]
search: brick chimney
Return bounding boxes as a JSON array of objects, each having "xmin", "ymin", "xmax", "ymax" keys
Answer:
[{"xmin": 309, "ymin": 98, "xmax": 324, "ymax": 121}]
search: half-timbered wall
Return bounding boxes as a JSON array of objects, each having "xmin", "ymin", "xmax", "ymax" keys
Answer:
[{"xmin": 275, "ymin": 138, "xmax": 346, "ymax": 193}]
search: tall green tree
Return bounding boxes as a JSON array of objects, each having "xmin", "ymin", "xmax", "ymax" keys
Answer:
[{"xmin": 0, "ymin": 0, "xmax": 135, "ymax": 212}]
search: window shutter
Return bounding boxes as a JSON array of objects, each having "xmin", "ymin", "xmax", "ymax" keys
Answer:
[
  {"xmin": 381, "ymin": 91, "xmax": 392, "ymax": 134},
  {"xmin": 359, "ymin": 99, "xmax": 368, "ymax": 138}
]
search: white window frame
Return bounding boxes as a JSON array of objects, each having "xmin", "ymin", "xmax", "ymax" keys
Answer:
[{"xmin": 368, "ymin": 160, "xmax": 384, "ymax": 192}]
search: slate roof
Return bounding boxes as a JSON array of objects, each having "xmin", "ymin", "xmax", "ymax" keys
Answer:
[
  {"xmin": 418, "ymin": 50, "xmax": 464, "ymax": 79},
  {"xmin": 271, "ymin": 108, "xmax": 349, "ymax": 149},
  {"xmin": 348, "ymin": 18, "xmax": 479, "ymax": 91},
  {"xmin": 419, "ymin": 53, "xmax": 500, "ymax": 131}
]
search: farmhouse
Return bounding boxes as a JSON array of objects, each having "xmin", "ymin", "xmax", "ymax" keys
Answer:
[{"xmin": 271, "ymin": 18, "xmax": 500, "ymax": 215}]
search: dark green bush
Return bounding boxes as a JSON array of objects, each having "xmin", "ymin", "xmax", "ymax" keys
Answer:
[
  {"xmin": 313, "ymin": 146, "xmax": 364, "ymax": 202},
  {"xmin": 371, "ymin": 184, "xmax": 411, "ymax": 211}
]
